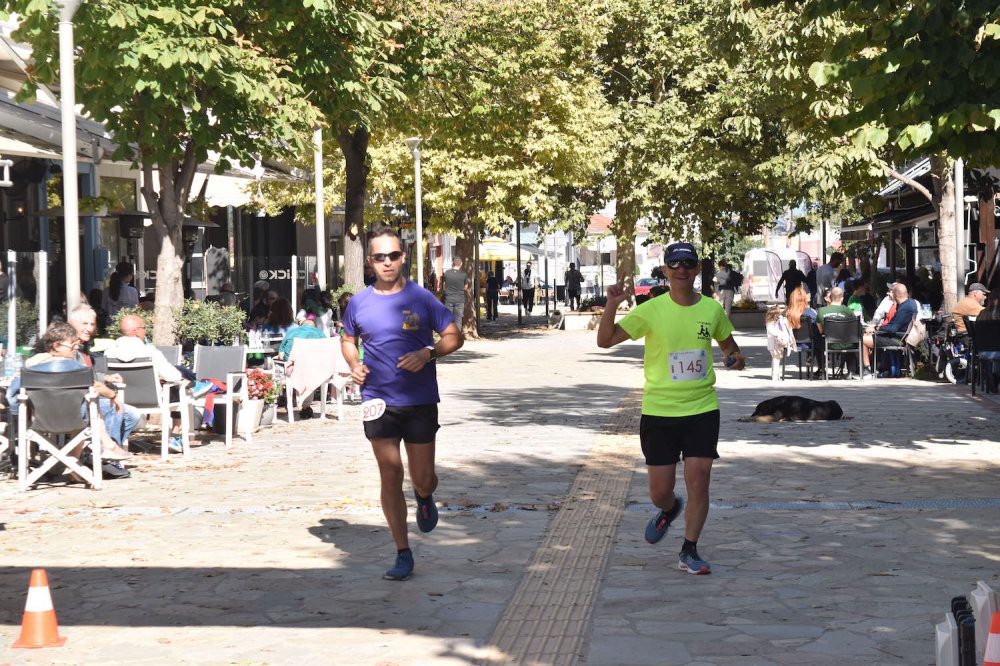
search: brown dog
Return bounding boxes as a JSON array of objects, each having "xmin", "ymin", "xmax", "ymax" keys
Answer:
[{"xmin": 745, "ymin": 396, "xmax": 845, "ymax": 422}]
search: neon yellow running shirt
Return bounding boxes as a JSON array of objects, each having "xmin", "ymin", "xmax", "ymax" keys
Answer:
[{"xmin": 618, "ymin": 294, "xmax": 734, "ymax": 417}]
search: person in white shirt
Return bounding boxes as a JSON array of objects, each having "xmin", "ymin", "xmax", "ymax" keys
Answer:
[
  {"xmin": 106, "ymin": 314, "xmax": 186, "ymax": 451},
  {"xmin": 102, "ymin": 261, "xmax": 140, "ymax": 318}
]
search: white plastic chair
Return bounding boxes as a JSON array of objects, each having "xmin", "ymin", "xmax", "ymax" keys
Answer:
[
  {"xmin": 192, "ymin": 344, "xmax": 248, "ymax": 447},
  {"xmin": 106, "ymin": 357, "xmax": 191, "ymax": 459},
  {"xmin": 277, "ymin": 337, "xmax": 350, "ymax": 423}
]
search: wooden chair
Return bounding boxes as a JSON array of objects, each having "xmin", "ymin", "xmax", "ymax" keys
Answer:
[
  {"xmin": 821, "ymin": 315, "xmax": 863, "ymax": 383},
  {"xmin": 106, "ymin": 357, "xmax": 191, "ymax": 459},
  {"xmin": 192, "ymin": 345, "xmax": 248, "ymax": 447},
  {"xmin": 17, "ymin": 368, "xmax": 101, "ymax": 491}
]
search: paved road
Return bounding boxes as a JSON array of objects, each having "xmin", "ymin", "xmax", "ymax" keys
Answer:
[{"xmin": 1, "ymin": 312, "xmax": 998, "ymax": 665}]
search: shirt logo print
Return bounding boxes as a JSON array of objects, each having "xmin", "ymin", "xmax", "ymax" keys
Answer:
[
  {"xmin": 402, "ymin": 310, "xmax": 420, "ymax": 331},
  {"xmin": 697, "ymin": 322, "xmax": 711, "ymax": 340}
]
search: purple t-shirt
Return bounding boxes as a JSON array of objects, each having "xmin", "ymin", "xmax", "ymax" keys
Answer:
[{"xmin": 342, "ymin": 281, "xmax": 455, "ymax": 406}]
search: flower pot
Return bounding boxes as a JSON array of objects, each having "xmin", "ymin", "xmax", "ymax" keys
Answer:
[
  {"xmin": 259, "ymin": 402, "xmax": 277, "ymax": 427},
  {"xmin": 238, "ymin": 399, "xmax": 265, "ymax": 435}
]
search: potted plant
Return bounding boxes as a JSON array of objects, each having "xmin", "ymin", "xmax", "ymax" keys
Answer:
[
  {"xmin": 243, "ymin": 367, "xmax": 281, "ymax": 430},
  {"xmin": 729, "ymin": 299, "xmax": 767, "ymax": 329},
  {"xmin": 173, "ymin": 300, "xmax": 246, "ymax": 348}
]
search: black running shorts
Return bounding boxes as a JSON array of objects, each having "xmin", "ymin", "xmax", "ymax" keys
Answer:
[
  {"xmin": 363, "ymin": 403, "xmax": 440, "ymax": 443},
  {"xmin": 639, "ymin": 409, "xmax": 721, "ymax": 466}
]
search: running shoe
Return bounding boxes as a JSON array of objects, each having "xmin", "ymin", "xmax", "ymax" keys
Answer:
[
  {"xmin": 678, "ymin": 550, "xmax": 712, "ymax": 575},
  {"xmin": 167, "ymin": 435, "xmax": 184, "ymax": 453},
  {"xmin": 644, "ymin": 495, "xmax": 683, "ymax": 544},
  {"xmin": 383, "ymin": 550, "xmax": 414, "ymax": 581},
  {"xmin": 414, "ymin": 491, "xmax": 439, "ymax": 533}
]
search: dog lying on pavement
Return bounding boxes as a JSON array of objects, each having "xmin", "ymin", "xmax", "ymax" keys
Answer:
[{"xmin": 743, "ymin": 396, "xmax": 846, "ymax": 422}]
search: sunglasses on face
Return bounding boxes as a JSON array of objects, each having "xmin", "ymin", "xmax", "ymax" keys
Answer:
[
  {"xmin": 666, "ymin": 259, "xmax": 698, "ymax": 269},
  {"xmin": 57, "ymin": 342, "xmax": 82, "ymax": 351},
  {"xmin": 370, "ymin": 251, "xmax": 404, "ymax": 263}
]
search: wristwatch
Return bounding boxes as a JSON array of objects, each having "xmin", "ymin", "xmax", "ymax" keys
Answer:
[{"xmin": 425, "ymin": 345, "xmax": 437, "ymax": 361}]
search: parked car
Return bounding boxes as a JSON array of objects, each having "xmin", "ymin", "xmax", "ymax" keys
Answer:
[{"xmin": 635, "ymin": 277, "xmax": 668, "ymax": 304}]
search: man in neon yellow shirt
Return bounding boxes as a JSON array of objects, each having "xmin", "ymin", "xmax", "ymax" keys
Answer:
[{"xmin": 598, "ymin": 242, "xmax": 745, "ymax": 575}]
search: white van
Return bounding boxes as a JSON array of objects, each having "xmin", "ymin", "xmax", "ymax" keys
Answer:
[{"xmin": 741, "ymin": 248, "xmax": 814, "ymax": 303}]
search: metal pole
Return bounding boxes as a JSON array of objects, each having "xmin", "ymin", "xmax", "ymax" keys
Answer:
[
  {"xmin": 291, "ymin": 254, "xmax": 298, "ymax": 315},
  {"xmin": 313, "ymin": 128, "xmax": 327, "ymax": 290},
  {"xmin": 38, "ymin": 251, "xmax": 48, "ymax": 335},
  {"xmin": 544, "ymin": 246, "xmax": 550, "ymax": 317},
  {"xmin": 955, "ymin": 158, "xmax": 966, "ymax": 295},
  {"xmin": 515, "ymin": 220, "xmax": 522, "ymax": 325},
  {"xmin": 7, "ymin": 250, "xmax": 16, "ymax": 356},
  {"xmin": 414, "ymin": 149, "xmax": 423, "ymax": 288},
  {"xmin": 59, "ymin": 7, "xmax": 82, "ymax": 311}
]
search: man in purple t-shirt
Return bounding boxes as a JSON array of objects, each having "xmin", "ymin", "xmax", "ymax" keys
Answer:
[{"xmin": 341, "ymin": 228, "xmax": 464, "ymax": 581}]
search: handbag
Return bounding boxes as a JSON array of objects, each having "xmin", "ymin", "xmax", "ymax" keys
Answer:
[{"xmin": 904, "ymin": 316, "xmax": 927, "ymax": 347}]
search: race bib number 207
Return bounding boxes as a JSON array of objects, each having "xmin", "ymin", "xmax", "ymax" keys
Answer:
[
  {"xmin": 669, "ymin": 350, "xmax": 708, "ymax": 381},
  {"xmin": 361, "ymin": 398, "xmax": 387, "ymax": 422}
]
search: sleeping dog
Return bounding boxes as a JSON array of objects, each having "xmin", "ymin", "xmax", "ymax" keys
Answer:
[{"xmin": 745, "ymin": 396, "xmax": 845, "ymax": 422}]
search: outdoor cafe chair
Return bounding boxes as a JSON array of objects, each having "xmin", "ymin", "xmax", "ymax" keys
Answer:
[
  {"xmin": 821, "ymin": 315, "xmax": 864, "ymax": 383},
  {"xmin": 106, "ymin": 356, "xmax": 191, "ymax": 459},
  {"xmin": 274, "ymin": 337, "xmax": 350, "ymax": 423},
  {"xmin": 874, "ymin": 327, "xmax": 916, "ymax": 379},
  {"xmin": 17, "ymin": 367, "xmax": 101, "ymax": 492},
  {"xmin": 192, "ymin": 344, "xmax": 249, "ymax": 448},
  {"xmin": 967, "ymin": 318, "xmax": 1000, "ymax": 396},
  {"xmin": 155, "ymin": 345, "xmax": 182, "ymax": 366},
  {"xmin": 782, "ymin": 320, "xmax": 815, "ymax": 380}
]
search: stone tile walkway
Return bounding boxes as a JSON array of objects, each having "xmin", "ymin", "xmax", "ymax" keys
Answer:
[{"xmin": 0, "ymin": 311, "xmax": 997, "ymax": 665}]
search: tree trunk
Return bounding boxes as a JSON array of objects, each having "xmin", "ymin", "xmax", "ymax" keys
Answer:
[
  {"xmin": 611, "ymin": 198, "xmax": 637, "ymax": 306},
  {"xmin": 339, "ymin": 125, "xmax": 369, "ymax": 290},
  {"xmin": 141, "ymin": 162, "xmax": 189, "ymax": 345},
  {"xmin": 929, "ymin": 154, "xmax": 958, "ymax": 312},
  {"xmin": 453, "ymin": 207, "xmax": 479, "ymax": 339}
]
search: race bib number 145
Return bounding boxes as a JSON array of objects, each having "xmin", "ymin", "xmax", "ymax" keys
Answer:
[{"xmin": 669, "ymin": 350, "xmax": 708, "ymax": 381}]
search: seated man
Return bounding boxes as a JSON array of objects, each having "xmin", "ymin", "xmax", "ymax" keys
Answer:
[
  {"xmin": 863, "ymin": 283, "xmax": 917, "ymax": 376},
  {"xmin": 816, "ymin": 287, "xmax": 871, "ymax": 378},
  {"xmin": 952, "ymin": 282, "xmax": 988, "ymax": 335},
  {"xmin": 67, "ymin": 305, "xmax": 141, "ymax": 466},
  {"xmin": 106, "ymin": 314, "xmax": 187, "ymax": 451}
]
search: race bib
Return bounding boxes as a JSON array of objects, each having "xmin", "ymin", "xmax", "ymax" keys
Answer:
[
  {"xmin": 669, "ymin": 350, "xmax": 708, "ymax": 381},
  {"xmin": 361, "ymin": 398, "xmax": 387, "ymax": 422}
]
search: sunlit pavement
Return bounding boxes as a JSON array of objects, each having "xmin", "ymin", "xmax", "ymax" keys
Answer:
[{"xmin": 0, "ymin": 320, "xmax": 997, "ymax": 665}]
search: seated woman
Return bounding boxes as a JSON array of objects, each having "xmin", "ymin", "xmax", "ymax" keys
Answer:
[
  {"xmin": 787, "ymin": 285, "xmax": 822, "ymax": 376},
  {"xmin": 260, "ymin": 298, "xmax": 297, "ymax": 338},
  {"xmin": 7, "ymin": 322, "xmax": 136, "ymax": 473}
]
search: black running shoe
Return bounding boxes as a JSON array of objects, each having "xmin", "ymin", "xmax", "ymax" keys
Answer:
[{"xmin": 414, "ymin": 490, "xmax": 438, "ymax": 533}]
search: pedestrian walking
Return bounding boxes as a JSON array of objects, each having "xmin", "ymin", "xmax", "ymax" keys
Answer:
[
  {"xmin": 340, "ymin": 228, "xmax": 464, "ymax": 581},
  {"xmin": 775, "ymin": 260, "xmax": 807, "ymax": 305},
  {"xmin": 521, "ymin": 262, "xmax": 537, "ymax": 314},
  {"xmin": 565, "ymin": 262, "xmax": 584, "ymax": 311},
  {"xmin": 596, "ymin": 242, "xmax": 745, "ymax": 575},
  {"xmin": 485, "ymin": 271, "xmax": 500, "ymax": 320},
  {"xmin": 442, "ymin": 257, "xmax": 471, "ymax": 324},
  {"xmin": 715, "ymin": 260, "xmax": 735, "ymax": 315}
]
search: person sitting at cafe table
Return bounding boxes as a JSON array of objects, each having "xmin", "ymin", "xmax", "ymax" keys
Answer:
[
  {"xmin": 6, "ymin": 322, "xmax": 134, "ymax": 479},
  {"xmin": 952, "ymin": 282, "xmax": 989, "ymax": 335},
  {"xmin": 863, "ymin": 283, "xmax": 917, "ymax": 377},
  {"xmin": 817, "ymin": 287, "xmax": 871, "ymax": 378},
  {"xmin": 261, "ymin": 298, "xmax": 297, "ymax": 337}
]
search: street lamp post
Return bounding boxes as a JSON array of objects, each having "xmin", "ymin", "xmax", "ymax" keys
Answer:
[
  {"xmin": 404, "ymin": 137, "xmax": 423, "ymax": 287},
  {"xmin": 313, "ymin": 128, "xmax": 327, "ymax": 290},
  {"xmin": 58, "ymin": 0, "xmax": 83, "ymax": 311}
]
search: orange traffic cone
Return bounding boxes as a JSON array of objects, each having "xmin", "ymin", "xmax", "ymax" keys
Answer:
[
  {"xmin": 12, "ymin": 569, "xmax": 66, "ymax": 648},
  {"xmin": 986, "ymin": 612, "xmax": 1000, "ymax": 666}
]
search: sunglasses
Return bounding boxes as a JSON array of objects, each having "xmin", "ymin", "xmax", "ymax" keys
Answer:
[
  {"xmin": 370, "ymin": 251, "xmax": 404, "ymax": 262},
  {"xmin": 57, "ymin": 342, "xmax": 82, "ymax": 351},
  {"xmin": 666, "ymin": 259, "xmax": 698, "ymax": 269}
]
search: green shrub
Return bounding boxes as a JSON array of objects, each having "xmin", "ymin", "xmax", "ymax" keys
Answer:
[
  {"xmin": 112, "ymin": 300, "xmax": 246, "ymax": 345},
  {"xmin": 0, "ymin": 298, "xmax": 40, "ymax": 346}
]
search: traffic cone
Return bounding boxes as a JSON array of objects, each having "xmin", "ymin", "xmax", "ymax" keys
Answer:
[
  {"xmin": 985, "ymin": 612, "xmax": 1000, "ymax": 666},
  {"xmin": 12, "ymin": 569, "xmax": 66, "ymax": 648}
]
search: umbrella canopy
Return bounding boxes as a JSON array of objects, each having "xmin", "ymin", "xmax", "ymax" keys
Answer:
[{"xmin": 479, "ymin": 237, "xmax": 533, "ymax": 262}]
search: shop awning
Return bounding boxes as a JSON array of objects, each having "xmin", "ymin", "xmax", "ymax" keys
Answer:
[{"xmin": 479, "ymin": 238, "xmax": 533, "ymax": 261}]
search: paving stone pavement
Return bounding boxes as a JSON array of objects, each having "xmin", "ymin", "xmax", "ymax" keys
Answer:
[{"xmin": 0, "ymin": 309, "xmax": 998, "ymax": 665}]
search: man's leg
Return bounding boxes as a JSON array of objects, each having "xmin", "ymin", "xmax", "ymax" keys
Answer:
[
  {"xmin": 680, "ymin": 457, "xmax": 713, "ymax": 542},
  {"xmin": 647, "ymin": 464, "xmax": 678, "ymax": 511},
  {"xmin": 404, "ymin": 440, "xmax": 438, "ymax": 501},
  {"xmin": 370, "ymin": 437, "xmax": 409, "ymax": 550}
]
